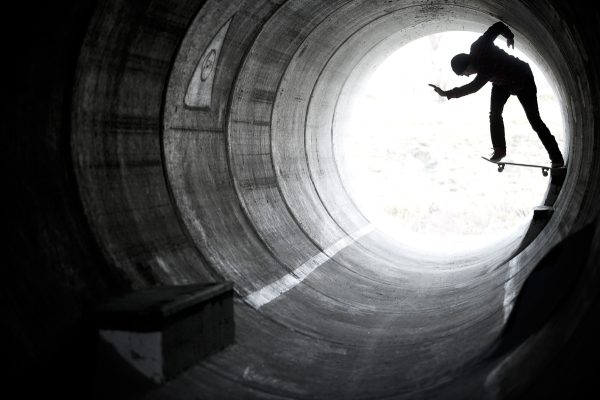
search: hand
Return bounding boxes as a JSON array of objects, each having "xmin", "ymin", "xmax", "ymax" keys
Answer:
[
  {"xmin": 507, "ymin": 36, "xmax": 514, "ymax": 49},
  {"xmin": 428, "ymin": 84, "xmax": 446, "ymax": 97}
]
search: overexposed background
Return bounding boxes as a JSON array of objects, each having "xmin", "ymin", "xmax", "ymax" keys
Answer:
[{"xmin": 338, "ymin": 32, "xmax": 565, "ymax": 255}]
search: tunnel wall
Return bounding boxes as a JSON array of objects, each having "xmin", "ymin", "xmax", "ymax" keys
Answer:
[
  {"xmin": 71, "ymin": 0, "xmax": 219, "ymax": 288},
  {"xmin": 163, "ymin": 0, "xmax": 329, "ymax": 296},
  {"xmin": 7, "ymin": 0, "xmax": 600, "ymax": 398}
]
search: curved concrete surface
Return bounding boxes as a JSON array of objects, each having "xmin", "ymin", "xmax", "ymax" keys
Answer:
[{"xmin": 8, "ymin": 0, "xmax": 600, "ymax": 399}]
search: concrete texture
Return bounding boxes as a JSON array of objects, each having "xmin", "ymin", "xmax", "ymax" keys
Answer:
[{"xmin": 6, "ymin": 0, "xmax": 600, "ymax": 399}]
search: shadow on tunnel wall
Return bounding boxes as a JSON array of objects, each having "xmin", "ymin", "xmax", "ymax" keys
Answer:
[
  {"xmin": 5, "ymin": 0, "xmax": 600, "ymax": 399},
  {"xmin": 5, "ymin": 1, "xmax": 131, "ymax": 397},
  {"xmin": 488, "ymin": 218, "xmax": 597, "ymax": 359},
  {"xmin": 505, "ymin": 218, "xmax": 600, "ymax": 398}
]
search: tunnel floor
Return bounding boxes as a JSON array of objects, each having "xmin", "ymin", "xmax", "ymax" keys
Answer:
[{"xmin": 93, "ymin": 228, "xmax": 525, "ymax": 399}]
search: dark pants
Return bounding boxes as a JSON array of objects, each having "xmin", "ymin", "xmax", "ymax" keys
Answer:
[{"xmin": 489, "ymin": 83, "xmax": 563, "ymax": 162}]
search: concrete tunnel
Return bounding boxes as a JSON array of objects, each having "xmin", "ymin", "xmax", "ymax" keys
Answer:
[{"xmin": 7, "ymin": 0, "xmax": 600, "ymax": 398}]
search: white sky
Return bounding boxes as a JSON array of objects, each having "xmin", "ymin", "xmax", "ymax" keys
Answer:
[{"xmin": 339, "ymin": 32, "xmax": 565, "ymax": 255}]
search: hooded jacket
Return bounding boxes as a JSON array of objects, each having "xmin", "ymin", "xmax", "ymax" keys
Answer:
[{"xmin": 446, "ymin": 22, "xmax": 533, "ymax": 99}]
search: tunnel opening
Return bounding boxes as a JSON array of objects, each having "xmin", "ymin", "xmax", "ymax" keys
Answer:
[{"xmin": 334, "ymin": 31, "xmax": 566, "ymax": 256}]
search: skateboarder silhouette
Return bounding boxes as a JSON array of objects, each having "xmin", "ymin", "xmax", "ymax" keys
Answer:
[{"xmin": 429, "ymin": 22, "xmax": 564, "ymax": 168}]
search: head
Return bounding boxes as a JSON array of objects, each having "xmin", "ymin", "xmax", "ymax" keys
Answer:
[{"xmin": 451, "ymin": 53, "xmax": 472, "ymax": 76}]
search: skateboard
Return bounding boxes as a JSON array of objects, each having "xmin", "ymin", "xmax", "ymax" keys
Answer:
[{"xmin": 481, "ymin": 156, "xmax": 564, "ymax": 177}]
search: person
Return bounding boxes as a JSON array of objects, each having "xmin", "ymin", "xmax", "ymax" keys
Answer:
[{"xmin": 429, "ymin": 22, "xmax": 564, "ymax": 168}]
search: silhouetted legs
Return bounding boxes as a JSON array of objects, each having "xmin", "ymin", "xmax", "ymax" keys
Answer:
[
  {"xmin": 489, "ymin": 83, "xmax": 564, "ymax": 163},
  {"xmin": 516, "ymin": 87, "xmax": 563, "ymax": 163},
  {"xmin": 489, "ymin": 84, "xmax": 511, "ymax": 150}
]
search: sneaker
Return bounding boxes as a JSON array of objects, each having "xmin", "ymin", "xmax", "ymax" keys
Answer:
[{"xmin": 489, "ymin": 147, "xmax": 506, "ymax": 162}]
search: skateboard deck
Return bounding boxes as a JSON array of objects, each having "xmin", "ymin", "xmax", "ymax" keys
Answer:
[{"xmin": 481, "ymin": 156, "xmax": 564, "ymax": 176}]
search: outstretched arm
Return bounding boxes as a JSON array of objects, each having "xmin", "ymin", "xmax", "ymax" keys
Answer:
[
  {"xmin": 429, "ymin": 75, "xmax": 487, "ymax": 99},
  {"xmin": 483, "ymin": 21, "xmax": 514, "ymax": 48}
]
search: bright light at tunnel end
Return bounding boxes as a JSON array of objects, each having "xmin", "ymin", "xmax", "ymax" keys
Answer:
[{"xmin": 338, "ymin": 31, "xmax": 565, "ymax": 255}]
